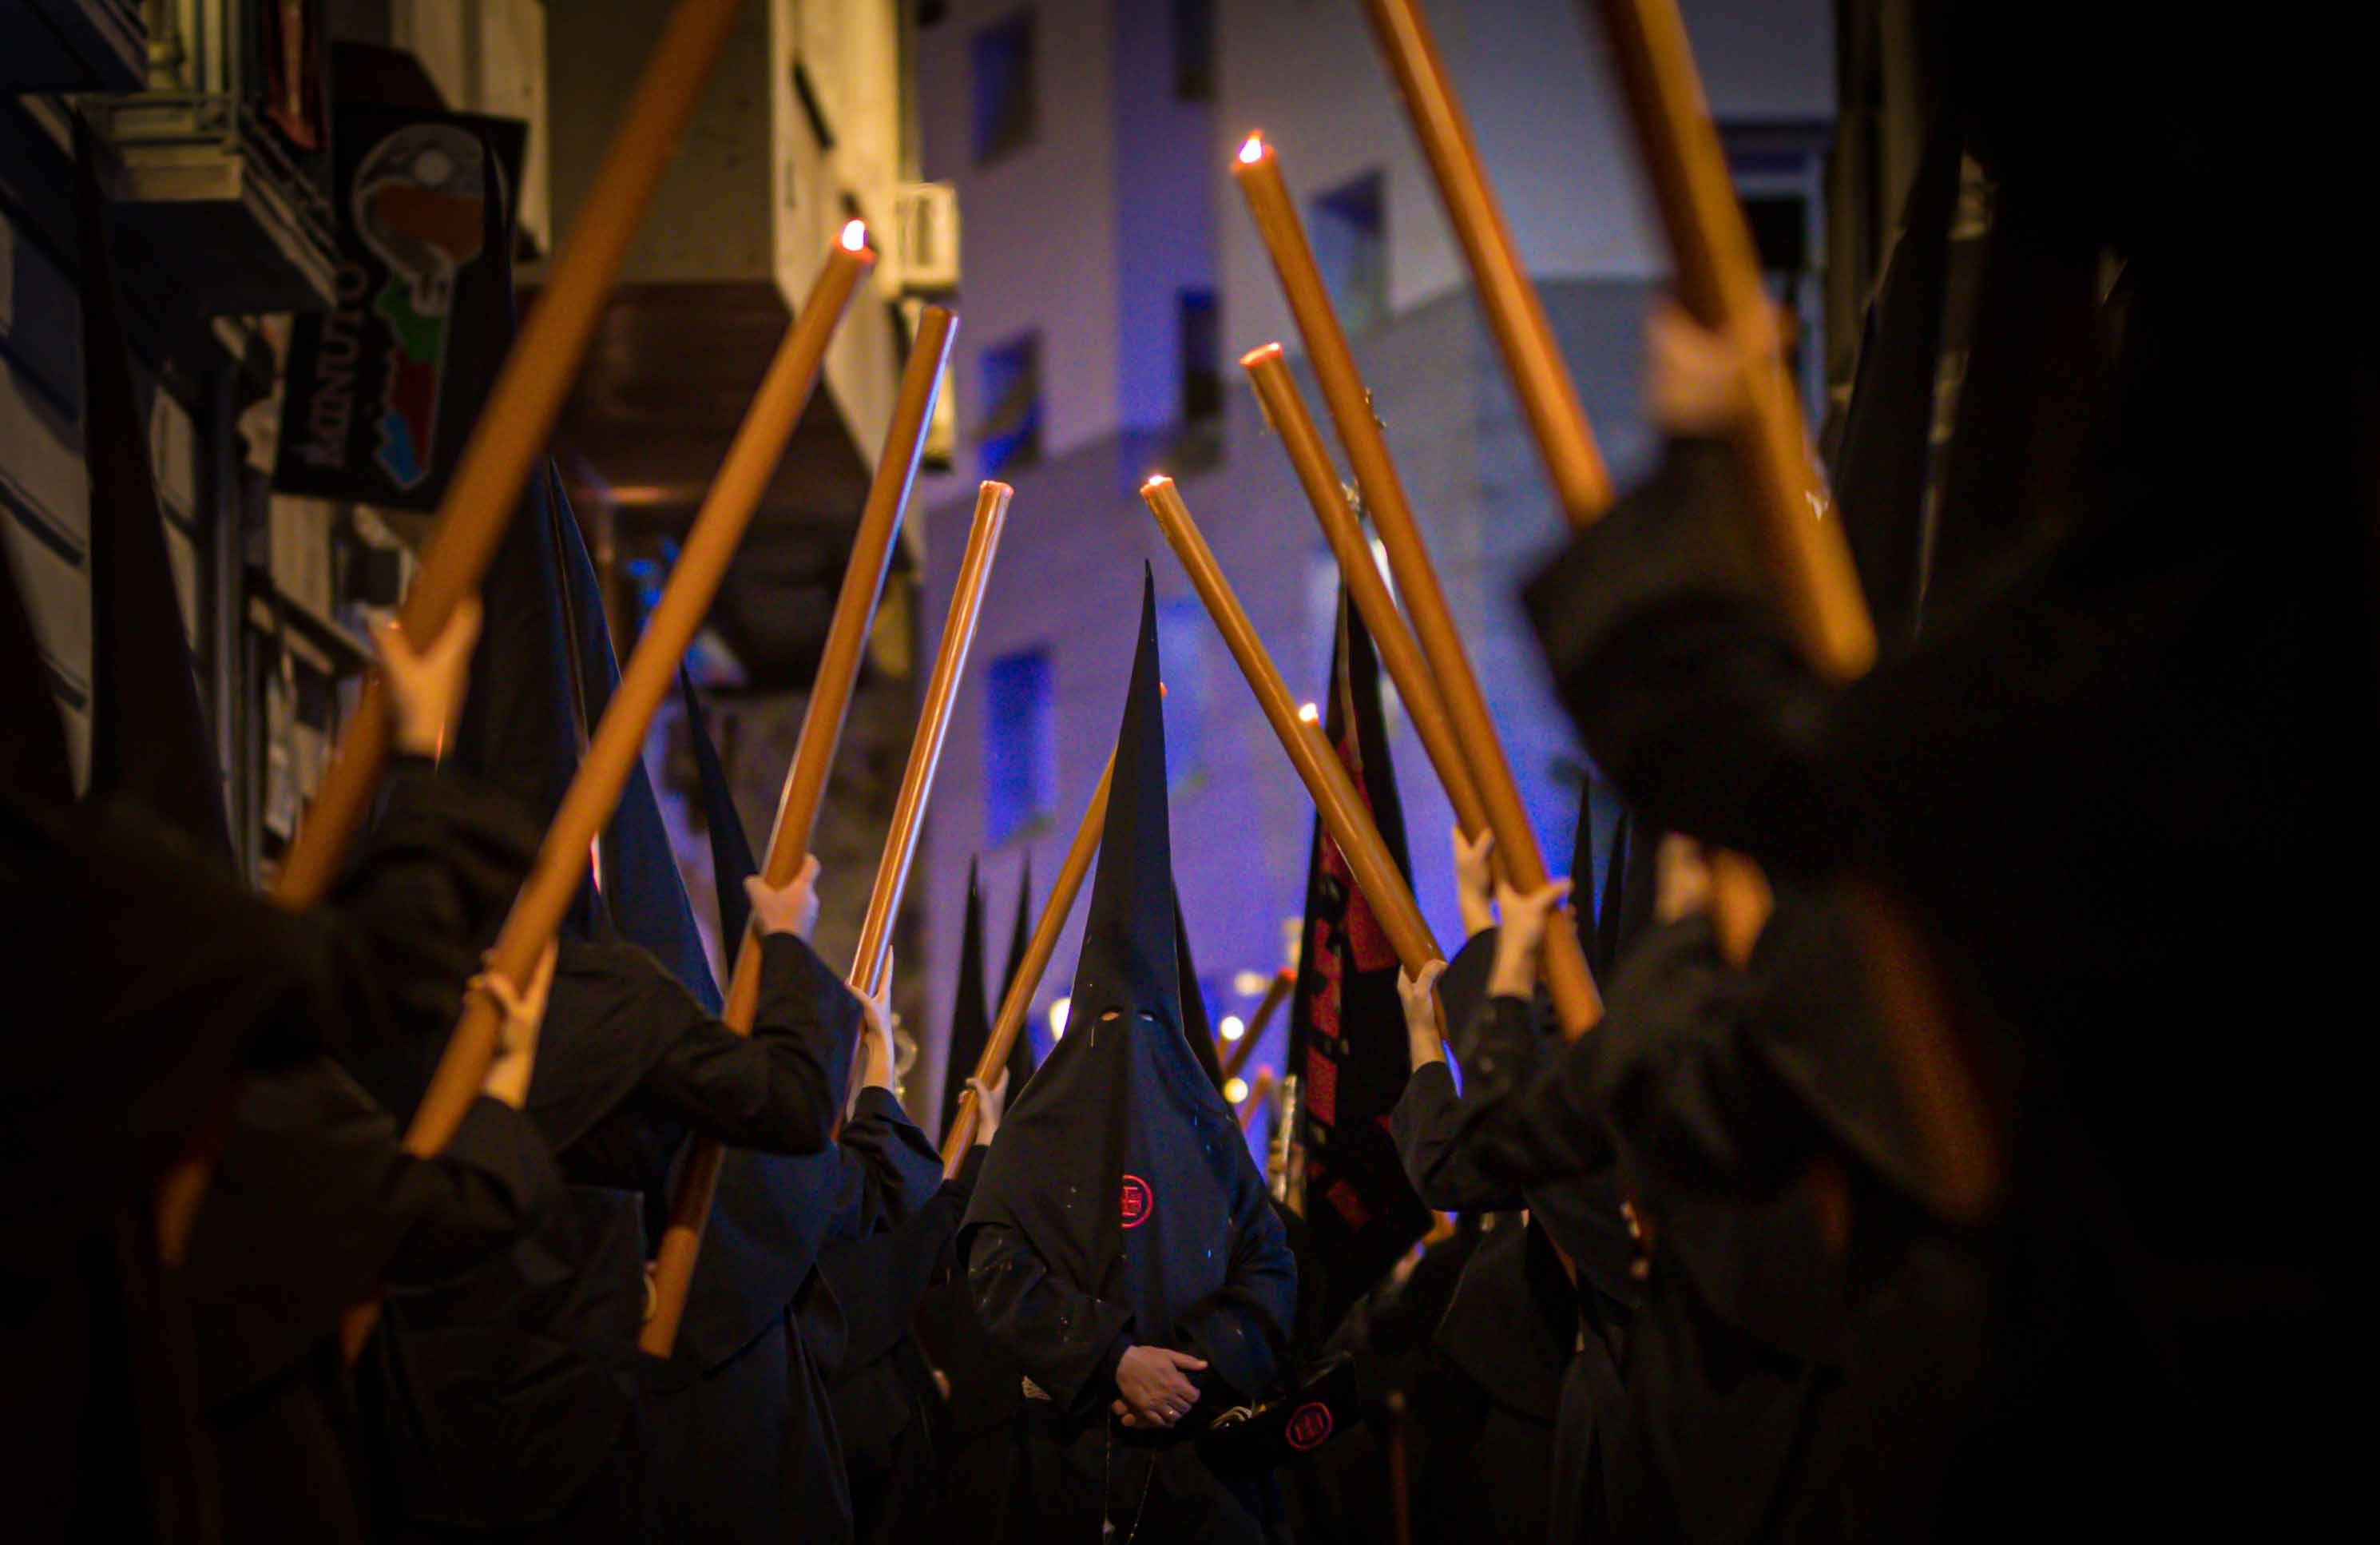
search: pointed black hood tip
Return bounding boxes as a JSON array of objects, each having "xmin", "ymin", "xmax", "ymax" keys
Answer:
[
  {"xmin": 1065, "ymin": 566, "xmax": 1180, "ymax": 1038},
  {"xmin": 941, "ymin": 857, "xmax": 994, "ymax": 1136},
  {"xmin": 1175, "ymin": 892, "xmax": 1225, "ymax": 1091}
]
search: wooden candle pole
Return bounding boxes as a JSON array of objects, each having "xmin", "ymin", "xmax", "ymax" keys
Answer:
[
  {"xmin": 1236, "ymin": 1066, "xmax": 1278, "ymax": 1132},
  {"xmin": 1353, "ymin": 0, "xmax": 1612, "ymax": 525},
  {"xmin": 942, "ymin": 754, "xmax": 1115, "ymax": 1173},
  {"xmin": 274, "ymin": 0, "xmax": 750, "ymax": 909},
  {"xmin": 1589, "ymin": 0, "xmax": 1875, "ymax": 678},
  {"xmin": 1242, "ymin": 346, "xmax": 1489, "ymax": 847},
  {"xmin": 1141, "ymin": 478, "xmax": 1441, "ymax": 980},
  {"xmin": 641, "ymin": 307, "xmax": 957, "ymax": 1355},
  {"xmin": 1232, "ymin": 141, "xmax": 1602, "ymax": 1038},
  {"xmin": 340, "ymin": 236, "xmax": 874, "ymax": 1358},
  {"xmin": 1220, "ymin": 966, "xmax": 1294, "ymax": 1083},
  {"xmin": 850, "ymin": 481, "xmax": 1013, "ymax": 999}
]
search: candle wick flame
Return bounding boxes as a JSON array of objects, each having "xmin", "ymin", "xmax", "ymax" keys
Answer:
[
  {"xmin": 1238, "ymin": 133, "xmax": 1266, "ymax": 165},
  {"xmin": 840, "ymin": 219, "xmax": 868, "ymax": 252}
]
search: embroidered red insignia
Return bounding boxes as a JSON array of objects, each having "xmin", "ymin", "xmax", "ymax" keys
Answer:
[
  {"xmin": 1286, "ymin": 1401, "xmax": 1334, "ymax": 1451},
  {"xmin": 1121, "ymin": 1174, "xmax": 1153, "ymax": 1229}
]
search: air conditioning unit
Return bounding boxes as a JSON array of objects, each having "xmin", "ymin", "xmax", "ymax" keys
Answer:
[{"xmin": 893, "ymin": 181, "xmax": 959, "ymax": 296}]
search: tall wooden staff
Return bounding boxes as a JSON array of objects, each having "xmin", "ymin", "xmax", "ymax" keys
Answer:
[
  {"xmin": 341, "ymin": 232, "xmax": 875, "ymax": 1357},
  {"xmin": 941, "ymin": 755, "xmax": 1114, "ymax": 1171},
  {"xmin": 848, "ymin": 481, "xmax": 1013, "ymax": 1006},
  {"xmin": 1232, "ymin": 140, "xmax": 1601, "ymax": 1037},
  {"xmin": 1141, "ymin": 479, "xmax": 1442, "ymax": 983},
  {"xmin": 158, "ymin": 0, "xmax": 751, "ymax": 1259},
  {"xmin": 1242, "ymin": 346, "xmax": 1488, "ymax": 848},
  {"xmin": 1219, "ymin": 965, "xmax": 1294, "ymax": 1083},
  {"xmin": 641, "ymin": 305, "xmax": 957, "ymax": 1356}
]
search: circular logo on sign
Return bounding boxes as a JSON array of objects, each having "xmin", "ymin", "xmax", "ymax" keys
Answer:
[
  {"xmin": 1285, "ymin": 1401, "xmax": 1333, "ymax": 1451},
  {"xmin": 1120, "ymin": 1174, "xmax": 1154, "ymax": 1229}
]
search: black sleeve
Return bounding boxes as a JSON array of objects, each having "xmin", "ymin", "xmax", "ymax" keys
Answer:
[
  {"xmin": 1522, "ymin": 437, "xmax": 1851, "ymax": 875},
  {"xmin": 315, "ymin": 759, "xmax": 545, "ymax": 1062},
  {"xmin": 965, "ymin": 1221, "xmax": 1136, "ymax": 1420},
  {"xmin": 1175, "ymin": 1175, "xmax": 1297, "ymax": 1404},
  {"xmin": 835, "ymin": 1086, "xmax": 947, "ymax": 1229},
  {"xmin": 379, "ymin": 1094, "xmax": 561, "ymax": 1286},
  {"xmin": 1390, "ymin": 995, "xmax": 1590, "ymax": 1212},
  {"xmin": 640, "ymin": 934, "xmax": 858, "ymax": 1153}
]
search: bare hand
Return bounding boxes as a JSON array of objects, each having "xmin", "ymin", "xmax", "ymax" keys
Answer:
[
  {"xmin": 968, "ymin": 1070, "xmax": 1010, "ymax": 1144},
  {"xmin": 854, "ymin": 957, "xmax": 895, "ymax": 1091},
  {"xmin": 1654, "ymin": 835, "xmax": 1715, "ymax": 923},
  {"xmin": 1398, "ymin": 958, "xmax": 1448, "ymax": 1069},
  {"xmin": 474, "ymin": 941, "xmax": 557, "ymax": 1106},
  {"xmin": 378, "ymin": 598, "xmax": 483, "ymax": 756},
  {"xmin": 1488, "ymin": 877, "xmax": 1572, "ymax": 999},
  {"xmin": 1451, "ymin": 825, "xmax": 1496, "ymax": 938},
  {"xmin": 1113, "ymin": 1344, "xmax": 1207, "ymax": 1428},
  {"xmin": 1646, "ymin": 300, "xmax": 1782, "ymax": 436},
  {"xmin": 745, "ymin": 855, "xmax": 821, "ymax": 940}
]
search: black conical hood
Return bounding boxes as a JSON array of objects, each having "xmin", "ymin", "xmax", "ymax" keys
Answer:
[
  {"xmin": 77, "ymin": 123, "xmax": 231, "ymax": 862},
  {"xmin": 1066, "ymin": 570, "xmax": 1180, "ymax": 1029},
  {"xmin": 680, "ymin": 663, "xmax": 758, "ymax": 953},
  {"xmin": 999, "ymin": 855, "xmax": 1038, "ymax": 1082},
  {"xmin": 1595, "ymin": 808, "xmax": 1631, "ymax": 981},
  {"xmin": 964, "ymin": 568, "xmax": 1280, "ymax": 1388},
  {"xmin": 1175, "ymin": 892, "xmax": 1225, "ymax": 1090},
  {"xmin": 940, "ymin": 859, "xmax": 994, "ymax": 1138}
]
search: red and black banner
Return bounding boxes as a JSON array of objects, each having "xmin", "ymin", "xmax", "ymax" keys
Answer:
[{"xmin": 1288, "ymin": 592, "xmax": 1429, "ymax": 1329}]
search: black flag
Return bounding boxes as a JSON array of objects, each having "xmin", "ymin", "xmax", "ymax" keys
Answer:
[{"xmin": 1286, "ymin": 591, "xmax": 1430, "ymax": 1329}]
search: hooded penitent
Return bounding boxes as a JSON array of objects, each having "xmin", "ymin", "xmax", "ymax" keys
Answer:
[
  {"xmin": 939, "ymin": 860, "xmax": 997, "ymax": 1139},
  {"xmin": 962, "ymin": 570, "xmax": 1291, "ymax": 1401},
  {"xmin": 1285, "ymin": 592, "xmax": 1430, "ymax": 1330}
]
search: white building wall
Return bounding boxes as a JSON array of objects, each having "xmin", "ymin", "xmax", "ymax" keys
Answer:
[{"xmin": 917, "ymin": 0, "xmax": 1126, "ymax": 465}]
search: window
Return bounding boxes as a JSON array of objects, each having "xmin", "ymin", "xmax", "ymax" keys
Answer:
[
  {"xmin": 1174, "ymin": 0, "xmax": 1216, "ymax": 101},
  {"xmin": 971, "ymin": 13, "xmax": 1037, "ymax": 165},
  {"xmin": 1154, "ymin": 596, "xmax": 1208, "ymax": 792},
  {"xmin": 1309, "ymin": 172, "xmax": 1386, "ymax": 333},
  {"xmin": 1177, "ymin": 288, "xmax": 1220, "ymax": 425},
  {"xmin": 978, "ymin": 332, "xmax": 1043, "ymax": 477},
  {"xmin": 985, "ymin": 646, "xmax": 1053, "ymax": 845}
]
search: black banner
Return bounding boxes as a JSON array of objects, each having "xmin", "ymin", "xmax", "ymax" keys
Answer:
[
  {"xmin": 274, "ymin": 103, "xmax": 524, "ymax": 509},
  {"xmin": 1288, "ymin": 593, "xmax": 1429, "ymax": 1329}
]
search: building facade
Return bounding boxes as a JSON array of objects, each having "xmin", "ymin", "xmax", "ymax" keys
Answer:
[{"xmin": 906, "ymin": 0, "xmax": 1834, "ymax": 1128}]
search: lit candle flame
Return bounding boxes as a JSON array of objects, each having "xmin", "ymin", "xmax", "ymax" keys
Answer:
[
  {"xmin": 1298, "ymin": 702, "xmax": 1320, "ymax": 724},
  {"xmin": 1142, "ymin": 474, "xmax": 1173, "ymax": 494},
  {"xmin": 840, "ymin": 219, "xmax": 868, "ymax": 252},
  {"xmin": 1238, "ymin": 133, "xmax": 1266, "ymax": 165},
  {"xmin": 1220, "ymin": 1015, "xmax": 1247, "ymax": 1043},
  {"xmin": 1224, "ymin": 1077, "xmax": 1250, "ymax": 1104}
]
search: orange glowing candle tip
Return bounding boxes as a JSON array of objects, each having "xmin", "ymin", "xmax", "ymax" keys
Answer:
[
  {"xmin": 1238, "ymin": 132, "xmax": 1267, "ymax": 165},
  {"xmin": 1240, "ymin": 342, "xmax": 1283, "ymax": 370},
  {"xmin": 840, "ymin": 218, "xmax": 868, "ymax": 252}
]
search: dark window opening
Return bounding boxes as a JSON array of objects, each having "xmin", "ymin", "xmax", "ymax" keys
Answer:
[
  {"xmin": 985, "ymin": 647, "xmax": 1054, "ymax": 845},
  {"xmin": 971, "ymin": 13, "xmax": 1037, "ymax": 165},
  {"xmin": 1178, "ymin": 288, "xmax": 1220, "ymax": 424},
  {"xmin": 980, "ymin": 332, "xmax": 1043, "ymax": 477},
  {"xmin": 1310, "ymin": 172, "xmax": 1386, "ymax": 333},
  {"xmin": 1174, "ymin": 0, "xmax": 1216, "ymax": 101}
]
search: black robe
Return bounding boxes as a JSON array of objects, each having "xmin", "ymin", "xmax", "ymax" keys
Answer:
[
  {"xmin": 1521, "ymin": 258, "xmax": 2370, "ymax": 1523},
  {"xmin": 357, "ymin": 931, "xmax": 861, "ymax": 1540},
  {"xmin": 1, "ymin": 756, "xmax": 537, "ymax": 1545},
  {"xmin": 635, "ymin": 1088, "xmax": 946, "ymax": 1545},
  {"xmin": 810, "ymin": 1146, "xmax": 986, "ymax": 1545}
]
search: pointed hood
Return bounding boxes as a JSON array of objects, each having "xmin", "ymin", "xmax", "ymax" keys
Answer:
[
  {"xmin": 680, "ymin": 663, "xmax": 758, "ymax": 955},
  {"xmin": 1000, "ymin": 855, "xmax": 1039, "ymax": 1079},
  {"xmin": 1175, "ymin": 892, "xmax": 1225, "ymax": 1091},
  {"xmin": 76, "ymin": 122, "xmax": 232, "ymax": 862},
  {"xmin": 964, "ymin": 569, "xmax": 1283, "ymax": 1387},
  {"xmin": 938, "ymin": 859, "xmax": 994, "ymax": 1139},
  {"xmin": 1284, "ymin": 589, "xmax": 1428, "ymax": 1329}
]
